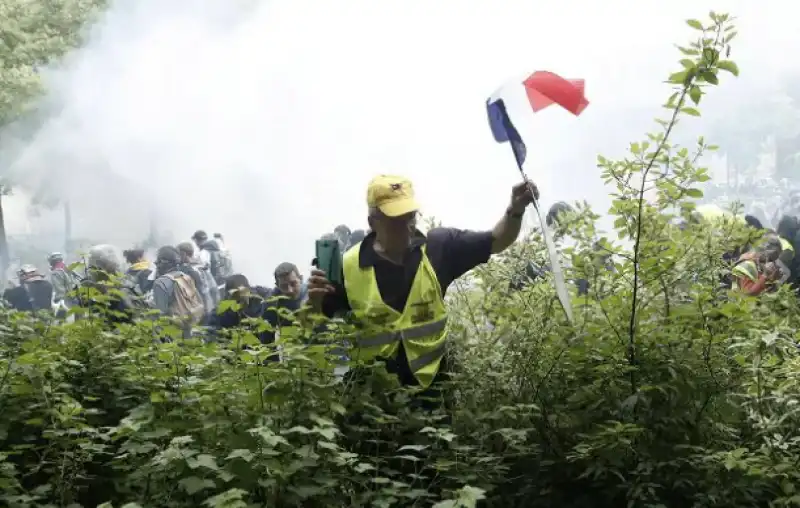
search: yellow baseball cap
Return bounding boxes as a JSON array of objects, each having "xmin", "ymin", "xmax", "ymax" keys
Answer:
[{"xmin": 367, "ymin": 174, "xmax": 420, "ymax": 217}]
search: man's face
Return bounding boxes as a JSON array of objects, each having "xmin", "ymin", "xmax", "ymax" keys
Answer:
[
  {"xmin": 194, "ymin": 235, "xmax": 207, "ymax": 246},
  {"xmin": 277, "ymin": 271, "xmax": 302, "ymax": 299},
  {"xmin": 371, "ymin": 211, "xmax": 417, "ymax": 251}
]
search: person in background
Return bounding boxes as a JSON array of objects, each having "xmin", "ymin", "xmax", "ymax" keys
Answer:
[
  {"xmin": 192, "ymin": 230, "xmax": 232, "ymax": 289},
  {"xmin": 744, "ymin": 214, "xmax": 764, "ymax": 230},
  {"xmin": 78, "ymin": 244, "xmax": 138, "ymax": 324},
  {"xmin": 123, "ymin": 248, "xmax": 154, "ymax": 295},
  {"xmin": 546, "ymin": 201, "xmax": 575, "ymax": 230},
  {"xmin": 775, "ymin": 215, "xmax": 798, "ymax": 285},
  {"xmin": 333, "ymin": 224, "xmax": 352, "ymax": 252},
  {"xmin": 272, "ymin": 262, "xmax": 307, "ymax": 304},
  {"xmin": 348, "ymin": 229, "xmax": 367, "ymax": 250},
  {"xmin": 263, "ymin": 262, "xmax": 308, "ymax": 344},
  {"xmin": 176, "ymin": 241, "xmax": 216, "ymax": 321},
  {"xmin": 48, "ymin": 252, "xmax": 80, "ymax": 306},
  {"xmin": 210, "ymin": 274, "xmax": 276, "ymax": 350},
  {"xmin": 152, "ymin": 246, "xmax": 205, "ymax": 329},
  {"xmin": 213, "ymin": 233, "xmax": 227, "ymax": 251},
  {"xmin": 308, "ymin": 174, "xmax": 537, "ymax": 403},
  {"xmin": 191, "ymin": 230, "xmax": 212, "ymax": 269},
  {"xmin": 212, "ymin": 233, "xmax": 234, "ymax": 283},
  {"xmin": 732, "ymin": 236, "xmax": 783, "ymax": 296},
  {"xmin": 3, "ymin": 265, "xmax": 54, "ymax": 313}
]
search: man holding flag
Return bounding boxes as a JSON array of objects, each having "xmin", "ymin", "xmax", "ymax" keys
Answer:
[
  {"xmin": 307, "ymin": 174, "xmax": 537, "ymax": 403},
  {"xmin": 307, "ymin": 69, "xmax": 586, "ymax": 404}
]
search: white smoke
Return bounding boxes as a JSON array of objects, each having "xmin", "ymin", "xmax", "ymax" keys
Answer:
[{"xmin": 1, "ymin": 0, "xmax": 798, "ymax": 284}]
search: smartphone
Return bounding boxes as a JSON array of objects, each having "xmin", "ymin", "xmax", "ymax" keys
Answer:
[{"xmin": 314, "ymin": 237, "xmax": 343, "ymax": 286}]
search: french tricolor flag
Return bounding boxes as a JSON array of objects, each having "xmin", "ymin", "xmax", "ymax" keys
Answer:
[{"xmin": 487, "ymin": 70, "xmax": 589, "ymax": 169}]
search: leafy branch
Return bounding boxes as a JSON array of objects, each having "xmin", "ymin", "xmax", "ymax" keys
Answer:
[{"xmin": 599, "ymin": 12, "xmax": 740, "ymax": 395}]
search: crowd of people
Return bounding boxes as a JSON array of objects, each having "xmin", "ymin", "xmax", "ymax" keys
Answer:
[
  {"xmin": 0, "ymin": 174, "xmax": 534, "ymax": 406},
  {"xmin": 1, "ymin": 228, "xmax": 315, "ymax": 343},
  {"xmin": 2, "ymin": 173, "xmax": 799, "ymax": 406}
]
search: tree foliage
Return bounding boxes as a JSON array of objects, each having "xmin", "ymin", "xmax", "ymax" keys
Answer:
[
  {"xmin": 3, "ymin": 11, "xmax": 800, "ymax": 508},
  {"xmin": 0, "ymin": 0, "xmax": 107, "ymax": 127}
]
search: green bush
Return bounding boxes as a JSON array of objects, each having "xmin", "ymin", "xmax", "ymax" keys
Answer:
[{"xmin": 3, "ymin": 11, "xmax": 800, "ymax": 508}]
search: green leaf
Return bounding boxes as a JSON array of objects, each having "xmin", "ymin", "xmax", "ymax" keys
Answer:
[
  {"xmin": 685, "ymin": 188, "xmax": 704, "ymax": 198},
  {"xmin": 314, "ymin": 427, "xmax": 335, "ymax": 440},
  {"xmin": 717, "ymin": 60, "xmax": 739, "ymax": 76},
  {"xmin": 668, "ymin": 71, "xmax": 689, "ymax": 85},
  {"xmin": 686, "ymin": 19, "xmax": 704, "ymax": 30},
  {"xmin": 689, "ymin": 86, "xmax": 702, "ymax": 105},
  {"xmin": 680, "ymin": 107, "xmax": 701, "ymax": 117},
  {"xmin": 676, "ymin": 45, "xmax": 699, "ymax": 56},
  {"xmin": 679, "ymin": 59, "xmax": 695, "ymax": 69},
  {"xmin": 189, "ymin": 454, "xmax": 219, "ymax": 471},
  {"xmin": 179, "ymin": 476, "xmax": 215, "ymax": 495},
  {"xmin": 354, "ymin": 462, "xmax": 375, "ymax": 473},
  {"xmin": 226, "ymin": 449, "xmax": 254, "ymax": 462},
  {"xmin": 398, "ymin": 444, "xmax": 429, "ymax": 452},
  {"xmin": 700, "ymin": 71, "xmax": 719, "ymax": 85},
  {"xmin": 702, "ymin": 48, "xmax": 719, "ymax": 64}
]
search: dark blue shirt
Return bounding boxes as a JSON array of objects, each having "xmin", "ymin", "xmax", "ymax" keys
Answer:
[{"xmin": 321, "ymin": 227, "xmax": 493, "ymax": 387}]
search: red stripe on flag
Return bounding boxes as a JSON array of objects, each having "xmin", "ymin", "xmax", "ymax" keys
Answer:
[{"xmin": 523, "ymin": 71, "xmax": 589, "ymax": 116}]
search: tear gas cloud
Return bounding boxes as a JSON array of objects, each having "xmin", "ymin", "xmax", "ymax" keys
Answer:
[{"xmin": 2, "ymin": 0, "xmax": 799, "ymax": 284}]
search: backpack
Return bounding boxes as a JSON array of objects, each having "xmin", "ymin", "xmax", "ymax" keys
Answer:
[
  {"xmin": 197, "ymin": 265, "xmax": 219, "ymax": 306},
  {"xmin": 209, "ymin": 250, "xmax": 233, "ymax": 284},
  {"xmin": 122, "ymin": 278, "xmax": 153, "ymax": 311},
  {"xmin": 164, "ymin": 272, "xmax": 205, "ymax": 324}
]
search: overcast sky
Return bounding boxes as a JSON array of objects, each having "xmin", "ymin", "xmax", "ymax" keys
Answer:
[{"xmin": 3, "ymin": 0, "xmax": 798, "ymax": 282}]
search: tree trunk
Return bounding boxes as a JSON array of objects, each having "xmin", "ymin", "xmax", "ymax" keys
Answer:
[{"xmin": 0, "ymin": 194, "xmax": 9, "ymax": 288}]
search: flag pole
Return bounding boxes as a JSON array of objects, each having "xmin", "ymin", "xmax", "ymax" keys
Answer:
[{"xmin": 518, "ymin": 170, "xmax": 574, "ymax": 324}]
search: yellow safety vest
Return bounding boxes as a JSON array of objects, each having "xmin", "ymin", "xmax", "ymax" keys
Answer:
[
  {"xmin": 343, "ymin": 242, "xmax": 448, "ymax": 389},
  {"xmin": 780, "ymin": 237, "xmax": 795, "ymax": 259},
  {"xmin": 696, "ymin": 204, "xmax": 746, "ymax": 226}
]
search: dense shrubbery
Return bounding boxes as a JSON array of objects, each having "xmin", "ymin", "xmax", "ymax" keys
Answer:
[{"xmin": 3, "ymin": 12, "xmax": 800, "ymax": 508}]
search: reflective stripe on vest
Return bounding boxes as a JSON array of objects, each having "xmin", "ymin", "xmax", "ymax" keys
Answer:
[
  {"xmin": 355, "ymin": 317, "xmax": 447, "ymax": 347},
  {"xmin": 343, "ymin": 241, "xmax": 448, "ymax": 388},
  {"xmin": 408, "ymin": 341, "xmax": 447, "ymax": 372}
]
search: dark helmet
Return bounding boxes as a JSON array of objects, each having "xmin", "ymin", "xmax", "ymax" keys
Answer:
[
  {"xmin": 155, "ymin": 245, "xmax": 181, "ymax": 269},
  {"xmin": 744, "ymin": 215, "xmax": 764, "ymax": 230},
  {"xmin": 192, "ymin": 230, "xmax": 208, "ymax": 243},
  {"xmin": 546, "ymin": 201, "xmax": 574, "ymax": 228},
  {"xmin": 776, "ymin": 214, "xmax": 800, "ymax": 240}
]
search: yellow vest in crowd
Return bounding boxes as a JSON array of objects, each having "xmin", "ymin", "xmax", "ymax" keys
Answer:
[
  {"xmin": 779, "ymin": 237, "xmax": 795, "ymax": 256},
  {"xmin": 342, "ymin": 242, "xmax": 448, "ymax": 388}
]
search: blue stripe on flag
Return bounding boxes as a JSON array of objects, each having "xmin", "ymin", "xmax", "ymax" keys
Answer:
[{"xmin": 486, "ymin": 97, "xmax": 527, "ymax": 169}]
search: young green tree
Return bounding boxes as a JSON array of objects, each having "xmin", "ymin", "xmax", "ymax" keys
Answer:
[
  {"xmin": 0, "ymin": 0, "xmax": 108, "ymax": 277},
  {"xmin": 0, "ymin": 0, "xmax": 108, "ymax": 125}
]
